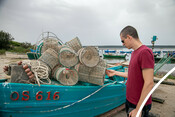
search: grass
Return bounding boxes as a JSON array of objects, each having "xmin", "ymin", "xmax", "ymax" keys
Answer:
[
  {"xmin": 0, "ymin": 47, "xmax": 30, "ymax": 55},
  {"xmin": 155, "ymin": 74, "xmax": 175, "ymax": 80},
  {"xmin": 8, "ymin": 46, "xmax": 30, "ymax": 53},
  {"xmin": 167, "ymin": 75, "xmax": 175, "ymax": 80},
  {"xmin": 0, "ymin": 49, "xmax": 6, "ymax": 54}
]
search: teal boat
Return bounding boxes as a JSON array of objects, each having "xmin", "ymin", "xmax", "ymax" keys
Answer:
[
  {"xmin": 27, "ymin": 52, "xmax": 39, "ymax": 60},
  {"xmin": 103, "ymin": 54, "xmax": 127, "ymax": 59},
  {"xmin": 120, "ymin": 51, "xmax": 132, "ymax": 54},
  {"xmin": 0, "ymin": 66, "xmax": 126, "ymax": 117},
  {"xmin": 154, "ymin": 52, "xmax": 175, "ymax": 63},
  {"xmin": 154, "ymin": 57, "xmax": 175, "ymax": 63}
]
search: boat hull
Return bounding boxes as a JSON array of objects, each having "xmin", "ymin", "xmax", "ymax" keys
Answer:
[
  {"xmin": 154, "ymin": 57, "xmax": 175, "ymax": 63},
  {"xmin": 0, "ymin": 82, "xmax": 126, "ymax": 117},
  {"xmin": 27, "ymin": 52, "xmax": 39, "ymax": 60},
  {"xmin": 103, "ymin": 54, "xmax": 126, "ymax": 59}
]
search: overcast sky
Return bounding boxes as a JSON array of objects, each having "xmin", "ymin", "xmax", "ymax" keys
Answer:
[{"xmin": 0, "ymin": 0, "xmax": 175, "ymax": 46}]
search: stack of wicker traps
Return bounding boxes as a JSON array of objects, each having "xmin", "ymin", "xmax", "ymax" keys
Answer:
[
  {"xmin": 78, "ymin": 46, "xmax": 100, "ymax": 67},
  {"xmin": 65, "ymin": 37, "xmax": 82, "ymax": 53},
  {"xmin": 52, "ymin": 67, "xmax": 78, "ymax": 86},
  {"xmin": 77, "ymin": 58, "xmax": 106, "ymax": 85},
  {"xmin": 58, "ymin": 46, "xmax": 79, "ymax": 68},
  {"xmin": 52, "ymin": 37, "xmax": 82, "ymax": 85},
  {"xmin": 32, "ymin": 36, "xmax": 107, "ymax": 86},
  {"xmin": 39, "ymin": 48, "xmax": 60, "ymax": 70},
  {"xmin": 42, "ymin": 38, "xmax": 61, "ymax": 53},
  {"xmin": 37, "ymin": 47, "xmax": 78, "ymax": 85},
  {"xmin": 65, "ymin": 38, "xmax": 106, "ymax": 85}
]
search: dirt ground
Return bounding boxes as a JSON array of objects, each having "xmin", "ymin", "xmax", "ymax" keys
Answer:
[
  {"xmin": 150, "ymin": 81, "xmax": 175, "ymax": 117},
  {"xmin": 0, "ymin": 55, "xmax": 175, "ymax": 117}
]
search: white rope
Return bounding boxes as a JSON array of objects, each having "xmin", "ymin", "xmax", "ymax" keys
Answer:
[
  {"xmin": 136, "ymin": 67, "xmax": 175, "ymax": 117},
  {"xmin": 22, "ymin": 60, "xmax": 51, "ymax": 86}
]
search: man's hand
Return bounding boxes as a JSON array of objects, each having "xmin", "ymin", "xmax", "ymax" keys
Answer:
[
  {"xmin": 106, "ymin": 70, "xmax": 116, "ymax": 77},
  {"xmin": 129, "ymin": 109, "xmax": 141, "ymax": 117}
]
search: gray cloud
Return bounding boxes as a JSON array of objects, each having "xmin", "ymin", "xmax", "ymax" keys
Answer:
[{"xmin": 0, "ymin": 0, "xmax": 175, "ymax": 46}]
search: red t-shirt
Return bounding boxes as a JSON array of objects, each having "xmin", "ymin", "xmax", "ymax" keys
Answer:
[{"xmin": 126, "ymin": 45, "xmax": 154, "ymax": 105}]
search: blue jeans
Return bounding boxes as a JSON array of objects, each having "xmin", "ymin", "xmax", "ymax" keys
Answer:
[{"xmin": 125, "ymin": 99, "xmax": 151, "ymax": 117}]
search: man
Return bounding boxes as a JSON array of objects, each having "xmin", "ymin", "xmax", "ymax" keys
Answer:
[{"xmin": 106, "ymin": 26, "xmax": 154, "ymax": 117}]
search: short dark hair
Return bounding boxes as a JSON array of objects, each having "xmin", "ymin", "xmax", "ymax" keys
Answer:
[{"xmin": 120, "ymin": 26, "xmax": 139, "ymax": 39}]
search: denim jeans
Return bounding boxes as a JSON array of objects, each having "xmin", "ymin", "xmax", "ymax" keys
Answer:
[{"xmin": 125, "ymin": 99, "xmax": 151, "ymax": 117}]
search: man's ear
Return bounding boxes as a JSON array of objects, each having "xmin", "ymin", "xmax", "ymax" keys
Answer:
[{"xmin": 127, "ymin": 35, "xmax": 132, "ymax": 40}]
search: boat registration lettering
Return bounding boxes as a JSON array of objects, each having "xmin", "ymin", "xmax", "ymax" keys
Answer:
[
  {"xmin": 22, "ymin": 91, "xmax": 29, "ymax": 101},
  {"xmin": 10, "ymin": 91, "xmax": 59, "ymax": 101},
  {"xmin": 10, "ymin": 91, "xmax": 19, "ymax": 101}
]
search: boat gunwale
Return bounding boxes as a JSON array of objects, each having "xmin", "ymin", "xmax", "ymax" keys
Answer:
[{"xmin": 0, "ymin": 81, "xmax": 126, "ymax": 88}]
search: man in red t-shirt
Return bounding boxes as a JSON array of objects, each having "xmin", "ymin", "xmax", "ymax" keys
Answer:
[{"xmin": 106, "ymin": 26, "xmax": 154, "ymax": 117}]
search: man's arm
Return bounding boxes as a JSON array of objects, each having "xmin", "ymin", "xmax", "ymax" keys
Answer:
[
  {"xmin": 106, "ymin": 70, "xmax": 128, "ymax": 78},
  {"xmin": 129, "ymin": 68, "xmax": 154, "ymax": 117}
]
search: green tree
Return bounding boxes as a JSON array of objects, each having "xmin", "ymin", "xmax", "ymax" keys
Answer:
[{"xmin": 0, "ymin": 30, "xmax": 14, "ymax": 49}]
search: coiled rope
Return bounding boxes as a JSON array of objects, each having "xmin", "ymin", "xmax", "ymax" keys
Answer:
[{"xmin": 22, "ymin": 60, "xmax": 51, "ymax": 86}]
